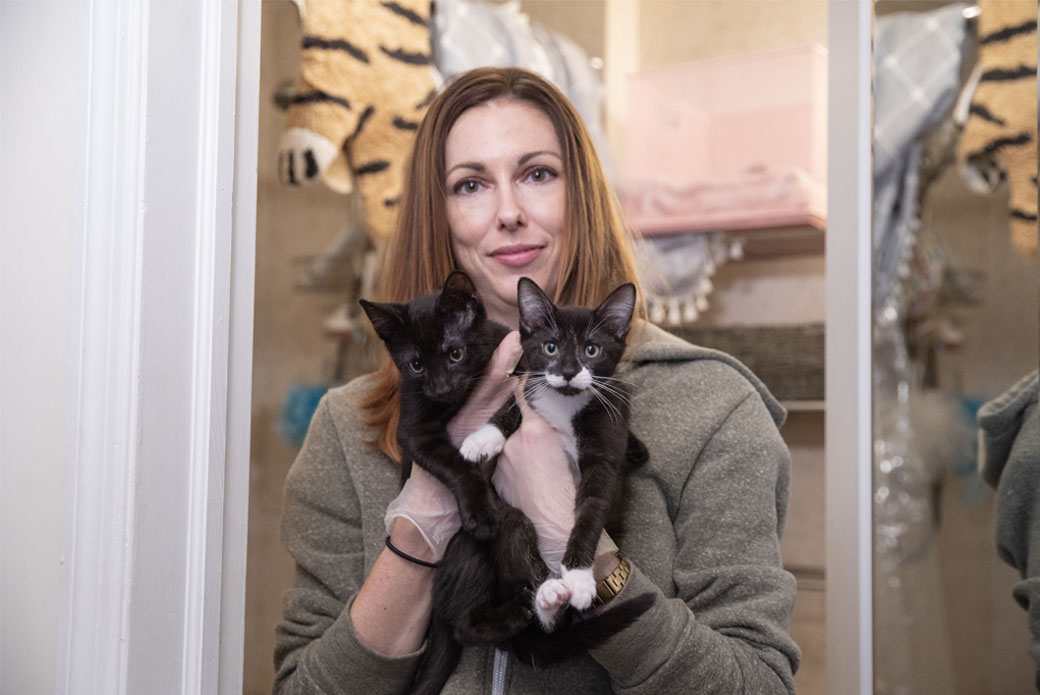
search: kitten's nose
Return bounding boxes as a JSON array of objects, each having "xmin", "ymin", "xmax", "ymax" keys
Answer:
[
  {"xmin": 429, "ymin": 377, "xmax": 453, "ymax": 401},
  {"xmin": 560, "ymin": 353, "xmax": 580, "ymax": 382}
]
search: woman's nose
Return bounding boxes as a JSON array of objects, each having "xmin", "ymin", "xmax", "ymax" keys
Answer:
[{"xmin": 496, "ymin": 187, "xmax": 526, "ymax": 231}]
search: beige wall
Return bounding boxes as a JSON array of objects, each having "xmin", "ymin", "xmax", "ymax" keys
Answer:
[
  {"xmin": 245, "ymin": 2, "xmax": 361, "ymax": 692},
  {"xmin": 523, "ymin": 0, "xmax": 606, "ymax": 61},
  {"xmin": 638, "ymin": 0, "xmax": 827, "ymax": 68},
  {"xmin": 920, "ymin": 156, "xmax": 1038, "ymax": 694}
]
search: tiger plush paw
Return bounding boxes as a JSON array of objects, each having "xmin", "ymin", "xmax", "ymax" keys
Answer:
[{"xmin": 277, "ymin": 127, "xmax": 340, "ymax": 188}]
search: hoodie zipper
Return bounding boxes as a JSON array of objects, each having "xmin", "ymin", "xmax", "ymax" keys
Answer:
[{"xmin": 492, "ymin": 648, "xmax": 508, "ymax": 695}]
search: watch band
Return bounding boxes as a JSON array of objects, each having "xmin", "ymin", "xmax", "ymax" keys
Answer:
[{"xmin": 591, "ymin": 556, "xmax": 631, "ymax": 607}]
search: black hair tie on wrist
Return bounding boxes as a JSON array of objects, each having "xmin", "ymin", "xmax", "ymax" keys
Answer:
[{"xmin": 385, "ymin": 535, "xmax": 441, "ymax": 569}]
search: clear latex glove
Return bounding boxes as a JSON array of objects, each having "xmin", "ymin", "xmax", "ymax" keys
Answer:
[
  {"xmin": 491, "ymin": 386, "xmax": 618, "ymax": 575},
  {"xmin": 384, "ymin": 464, "xmax": 460, "ymax": 560},
  {"xmin": 384, "ymin": 332, "xmax": 523, "ymax": 559}
]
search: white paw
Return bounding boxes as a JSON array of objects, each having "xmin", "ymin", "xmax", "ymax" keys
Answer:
[
  {"xmin": 459, "ymin": 424, "xmax": 505, "ymax": 463},
  {"xmin": 277, "ymin": 127, "xmax": 338, "ymax": 186},
  {"xmin": 534, "ymin": 578, "xmax": 569, "ymax": 631},
  {"xmin": 561, "ymin": 566, "xmax": 596, "ymax": 611}
]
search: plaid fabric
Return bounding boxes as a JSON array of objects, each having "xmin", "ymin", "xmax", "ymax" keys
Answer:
[{"xmin": 873, "ymin": 3, "xmax": 969, "ymax": 302}]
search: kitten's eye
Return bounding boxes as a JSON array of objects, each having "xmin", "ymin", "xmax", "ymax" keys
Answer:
[
  {"xmin": 449, "ymin": 346, "xmax": 465, "ymax": 362},
  {"xmin": 543, "ymin": 342, "xmax": 557, "ymax": 355},
  {"xmin": 408, "ymin": 359, "xmax": 425, "ymax": 374},
  {"xmin": 585, "ymin": 344, "xmax": 601, "ymax": 358}
]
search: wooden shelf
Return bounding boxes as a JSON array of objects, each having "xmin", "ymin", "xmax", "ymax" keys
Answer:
[
  {"xmin": 634, "ymin": 222, "xmax": 825, "ymax": 258},
  {"xmin": 787, "ymin": 566, "xmax": 826, "ymax": 592},
  {"xmin": 782, "ymin": 400, "xmax": 826, "ymax": 412},
  {"xmin": 730, "ymin": 224, "xmax": 825, "ymax": 258}
]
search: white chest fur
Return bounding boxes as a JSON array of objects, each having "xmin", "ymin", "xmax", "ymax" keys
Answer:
[{"xmin": 527, "ymin": 387, "xmax": 591, "ymax": 468}]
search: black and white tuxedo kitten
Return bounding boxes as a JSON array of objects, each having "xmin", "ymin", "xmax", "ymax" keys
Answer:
[{"xmin": 460, "ymin": 277, "xmax": 650, "ymax": 629}]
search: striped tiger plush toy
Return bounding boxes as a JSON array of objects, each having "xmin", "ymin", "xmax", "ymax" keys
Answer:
[
  {"xmin": 958, "ymin": 0, "xmax": 1038, "ymax": 258},
  {"xmin": 278, "ymin": 0, "xmax": 439, "ymax": 247}
]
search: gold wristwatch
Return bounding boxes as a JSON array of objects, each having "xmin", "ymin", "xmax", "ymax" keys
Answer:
[{"xmin": 591, "ymin": 556, "xmax": 631, "ymax": 607}]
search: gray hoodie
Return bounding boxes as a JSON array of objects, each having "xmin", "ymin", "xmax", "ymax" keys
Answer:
[
  {"xmin": 273, "ymin": 322, "xmax": 800, "ymax": 694},
  {"xmin": 978, "ymin": 370, "xmax": 1040, "ymax": 691}
]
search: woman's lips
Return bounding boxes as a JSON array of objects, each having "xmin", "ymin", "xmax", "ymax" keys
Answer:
[{"xmin": 490, "ymin": 245, "xmax": 543, "ymax": 267}]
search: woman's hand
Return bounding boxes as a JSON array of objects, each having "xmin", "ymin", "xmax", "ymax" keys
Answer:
[
  {"xmin": 446, "ymin": 331, "xmax": 522, "ymax": 446},
  {"xmin": 492, "ymin": 392, "xmax": 577, "ymax": 575},
  {"xmin": 383, "ymin": 332, "xmax": 522, "ymax": 559},
  {"xmin": 384, "ymin": 465, "xmax": 459, "ymax": 561}
]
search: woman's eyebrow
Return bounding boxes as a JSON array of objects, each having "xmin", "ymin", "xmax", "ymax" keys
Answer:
[
  {"xmin": 446, "ymin": 150, "xmax": 563, "ymax": 176},
  {"xmin": 518, "ymin": 150, "xmax": 562, "ymax": 165},
  {"xmin": 446, "ymin": 161, "xmax": 485, "ymax": 176}
]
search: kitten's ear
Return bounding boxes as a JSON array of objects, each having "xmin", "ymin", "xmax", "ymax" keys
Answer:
[
  {"xmin": 439, "ymin": 270, "xmax": 483, "ymax": 318},
  {"xmin": 594, "ymin": 283, "xmax": 636, "ymax": 341},
  {"xmin": 517, "ymin": 277, "xmax": 554, "ymax": 335},
  {"xmin": 442, "ymin": 270, "xmax": 477, "ymax": 297},
  {"xmin": 359, "ymin": 299, "xmax": 407, "ymax": 344}
]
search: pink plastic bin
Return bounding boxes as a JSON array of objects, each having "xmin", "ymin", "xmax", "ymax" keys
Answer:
[{"xmin": 623, "ymin": 45, "xmax": 828, "ymax": 235}]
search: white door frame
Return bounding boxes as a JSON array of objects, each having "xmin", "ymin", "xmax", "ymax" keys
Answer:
[
  {"xmin": 57, "ymin": 1, "xmax": 260, "ymax": 692},
  {"xmin": 826, "ymin": 1, "xmax": 874, "ymax": 693}
]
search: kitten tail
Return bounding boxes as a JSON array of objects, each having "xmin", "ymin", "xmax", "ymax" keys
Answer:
[
  {"xmin": 510, "ymin": 592, "xmax": 656, "ymax": 668},
  {"xmin": 409, "ymin": 619, "xmax": 462, "ymax": 695}
]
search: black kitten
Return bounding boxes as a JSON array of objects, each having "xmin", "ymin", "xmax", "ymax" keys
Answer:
[
  {"xmin": 361, "ymin": 272, "xmax": 546, "ymax": 686},
  {"xmin": 460, "ymin": 277, "xmax": 649, "ymax": 630},
  {"xmin": 360, "ymin": 270, "xmax": 509, "ymax": 538}
]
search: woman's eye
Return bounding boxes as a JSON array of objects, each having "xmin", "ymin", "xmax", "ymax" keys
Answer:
[
  {"xmin": 543, "ymin": 342, "xmax": 557, "ymax": 355},
  {"xmin": 527, "ymin": 166, "xmax": 556, "ymax": 183},
  {"xmin": 453, "ymin": 179, "xmax": 482, "ymax": 195},
  {"xmin": 585, "ymin": 344, "xmax": 601, "ymax": 358},
  {"xmin": 449, "ymin": 346, "xmax": 465, "ymax": 362},
  {"xmin": 409, "ymin": 360, "xmax": 425, "ymax": 374}
]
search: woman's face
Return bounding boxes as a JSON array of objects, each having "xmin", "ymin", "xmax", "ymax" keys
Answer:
[{"xmin": 444, "ymin": 98, "xmax": 565, "ymax": 328}]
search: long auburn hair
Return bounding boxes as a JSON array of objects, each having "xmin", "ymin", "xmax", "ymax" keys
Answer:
[{"xmin": 360, "ymin": 67, "xmax": 645, "ymax": 460}]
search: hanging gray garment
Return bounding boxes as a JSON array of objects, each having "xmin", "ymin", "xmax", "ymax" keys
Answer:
[
  {"xmin": 978, "ymin": 370, "xmax": 1040, "ymax": 692},
  {"xmin": 873, "ymin": 4, "xmax": 969, "ymax": 304}
]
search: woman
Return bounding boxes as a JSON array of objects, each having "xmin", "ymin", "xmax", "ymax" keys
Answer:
[{"xmin": 274, "ymin": 67, "xmax": 800, "ymax": 694}]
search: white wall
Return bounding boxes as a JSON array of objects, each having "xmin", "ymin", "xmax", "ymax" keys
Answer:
[
  {"xmin": 1, "ymin": 3, "xmax": 86, "ymax": 692},
  {"xmin": 1, "ymin": 2, "xmax": 259, "ymax": 693}
]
